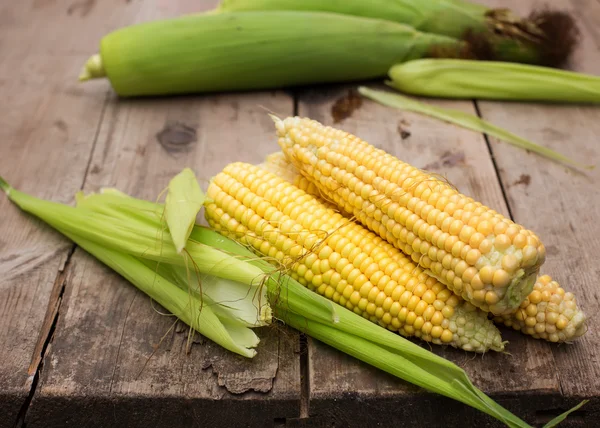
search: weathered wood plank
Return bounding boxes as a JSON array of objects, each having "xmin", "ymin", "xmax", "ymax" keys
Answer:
[
  {"xmin": 3, "ymin": 0, "xmax": 597, "ymax": 426},
  {"xmin": 296, "ymin": 85, "xmax": 563, "ymax": 426},
  {"xmin": 27, "ymin": 70, "xmax": 302, "ymax": 428},
  {"xmin": 474, "ymin": 0, "xmax": 600, "ymax": 420},
  {"xmin": 0, "ymin": 0, "xmax": 149, "ymax": 424}
]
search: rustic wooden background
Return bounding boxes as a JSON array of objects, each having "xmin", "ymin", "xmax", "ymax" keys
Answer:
[{"xmin": 1, "ymin": 0, "xmax": 598, "ymax": 427}]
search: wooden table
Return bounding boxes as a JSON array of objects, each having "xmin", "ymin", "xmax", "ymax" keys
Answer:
[{"xmin": 1, "ymin": 1, "xmax": 599, "ymax": 427}]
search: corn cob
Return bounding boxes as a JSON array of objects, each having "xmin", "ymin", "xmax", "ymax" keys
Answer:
[
  {"xmin": 205, "ymin": 162, "xmax": 505, "ymax": 352},
  {"xmin": 260, "ymin": 152, "xmax": 588, "ymax": 343},
  {"xmin": 274, "ymin": 116, "xmax": 546, "ymax": 316},
  {"xmin": 495, "ymin": 275, "xmax": 587, "ymax": 342},
  {"xmin": 79, "ymin": 11, "xmax": 460, "ymax": 97},
  {"xmin": 218, "ymin": 0, "xmax": 579, "ymax": 67}
]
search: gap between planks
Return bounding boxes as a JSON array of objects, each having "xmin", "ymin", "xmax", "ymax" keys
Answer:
[
  {"xmin": 14, "ymin": 92, "xmax": 111, "ymax": 428},
  {"xmin": 15, "ymin": 246, "xmax": 75, "ymax": 428},
  {"xmin": 472, "ymin": 101, "xmax": 515, "ymax": 221}
]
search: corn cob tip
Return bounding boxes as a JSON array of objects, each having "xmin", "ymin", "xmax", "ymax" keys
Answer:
[
  {"xmin": 261, "ymin": 303, "xmax": 273, "ymax": 325},
  {"xmin": 450, "ymin": 303, "xmax": 505, "ymax": 352},
  {"xmin": 79, "ymin": 54, "xmax": 106, "ymax": 82},
  {"xmin": 570, "ymin": 312, "xmax": 587, "ymax": 339},
  {"xmin": 495, "ymin": 269, "xmax": 538, "ymax": 314},
  {"xmin": 495, "ymin": 274, "xmax": 587, "ymax": 343},
  {"xmin": 268, "ymin": 114, "xmax": 286, "ymax": 134}
]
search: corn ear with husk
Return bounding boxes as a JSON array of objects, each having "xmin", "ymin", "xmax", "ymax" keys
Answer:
[
  {"xmin": 387, "ymin": 59, "xmax": 600, "ymax": 104},
  {"xmin": 79, "ymin": 11, "xmax": 461, "ymax": 97},
  {"xmin": 217, "ymin": 0, "xmax": 579, "ymax": 66}
]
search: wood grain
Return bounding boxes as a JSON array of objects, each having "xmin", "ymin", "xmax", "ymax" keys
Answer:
[
  {"xmin": 27, "ymin": 82, "xmax": 302, "ymax": 426},
  {"xmin": 1, "ymin": 0, "xmax": 598, "ymax": 426},
  {"xmin": 0, "ymin": 0, "xmax": 147, "ymax": 424},
  {"xmin": 474, "ymin": 0, "xmax": 600, "ymax": 420},
  {"xmin": 296, "ymin": 84, "xmax": 565, "ymax": 426}
]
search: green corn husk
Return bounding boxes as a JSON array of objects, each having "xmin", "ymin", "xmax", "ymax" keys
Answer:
[
  {"xmin": 217, "ymin": 0, "xmax": 579, "ymax": 66},
  {"xmin": 1, "ymin": 175, "xmax": 588, "ymax": 427},
  {"xmin": 164, "ymin": 167, "xmax": 205, "ymax": 253},
  {"xmin": 1, "ymin": 186, "xmax": 269, "ymax": 358},
  {"xmin": 358, "ymin": 87, "xmax": 595, "ymax": 170},
  {"xmin": 218, "ymin": 0, "xmax": 487, "ymax": 38},
  {"xmin": 388, "ymin": 59, "xmax": 600, "ymax": 103},
  {"xmin": 79, "ymin": 11, "xmax": 461, "ymax": 97},
  {"xmin": 74, "ymin": 239, "xmax": 265, "ymax": 358}
]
